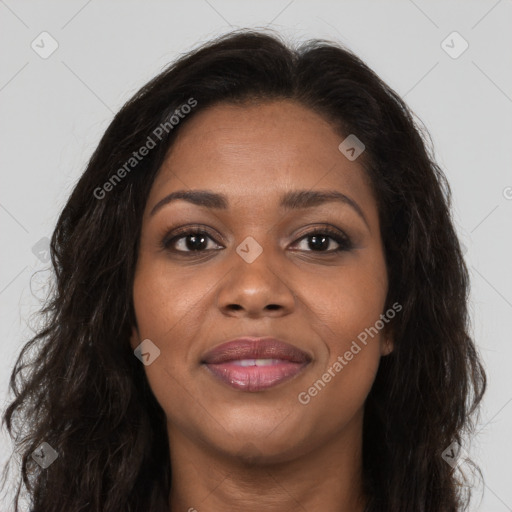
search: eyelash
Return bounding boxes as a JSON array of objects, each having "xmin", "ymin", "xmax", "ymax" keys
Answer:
[{"xmin": 160, "ymin": 224, "xmax": 353, "ymax": 255}]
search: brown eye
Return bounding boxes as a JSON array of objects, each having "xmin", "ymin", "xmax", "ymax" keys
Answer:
[
  {"xmin": 163, "ymin": 229, "xmax": 223, "ymax": 253},
  {"xmin": 292, "ymin": 228, "xmax": 353, "ymax": 253}
]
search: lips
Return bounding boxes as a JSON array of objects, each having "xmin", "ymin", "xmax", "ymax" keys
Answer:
[{"xmin": 202, "ymin": 337, "xmax": 311, "ymax": 392}]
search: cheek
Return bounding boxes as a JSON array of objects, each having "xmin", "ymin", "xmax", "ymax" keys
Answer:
[
  {"xmin": 302, "ymin": 253, "xmax": 388, "ymax": 349},
  {"xmin": 130, "ymin": 261, "xmax": 203, "ymax": 401},
  {"xmin": 130, "ymin": 261, "xmax": 204, "ymax": 413},
  {"xmin": 295, "ymin": 253, "xmax": 387, "ymax": 406},
  {"xmin": 131, "ymin": 256, "xmax": 211, "ymax": 345}
]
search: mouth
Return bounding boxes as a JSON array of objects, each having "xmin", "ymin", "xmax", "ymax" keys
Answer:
[{"xmin": 201, "ymin": 337, "xmax": 311, "ymax": 392}]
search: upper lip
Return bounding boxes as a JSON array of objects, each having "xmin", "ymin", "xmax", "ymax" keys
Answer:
[{"xmin": 201, "ymin": 337, "xmax": 311, "ymax": 364}]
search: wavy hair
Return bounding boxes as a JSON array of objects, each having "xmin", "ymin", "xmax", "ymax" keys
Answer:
[{"xmin": 1, "ymin": 29, "xmax": 486, "ymax": 512}]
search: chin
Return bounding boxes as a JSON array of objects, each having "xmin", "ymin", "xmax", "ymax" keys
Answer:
[{"xmin": 204, "ymin": 422, "xmax": 309, "ymax": 465}]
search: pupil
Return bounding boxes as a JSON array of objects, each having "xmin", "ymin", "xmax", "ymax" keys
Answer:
[
  {"xmin": 310, "ymin": 235, "xmax": 328, "ymax": 251},
  {"xmin": 187, "ymin": 234, "xmax": 207, "ymax": 251}
]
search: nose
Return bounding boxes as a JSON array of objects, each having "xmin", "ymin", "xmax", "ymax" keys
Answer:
[{"xmin": 215, "ymin": 241, "xmax": 296, "ymax": 318}]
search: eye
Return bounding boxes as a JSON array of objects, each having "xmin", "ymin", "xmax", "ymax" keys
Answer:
[
  {"xmin": 162, "ymin": 227, "xmax": 223, "ymax": 253},
  {"xmin": 291, "ymin": 226, "xmax": 353, "ymax": 253},
  {"xmin": 161, "ymin": 224, "xmax": 353, "ymax": 255}
]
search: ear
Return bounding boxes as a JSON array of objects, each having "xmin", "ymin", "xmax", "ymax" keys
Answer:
[
  {"xmin": 129, "ymin": 324, "xmax": 140, "ymax": 351},
  {"xmin": 380, "ymin": 327, "xmax": 394, "ymax": 356}
]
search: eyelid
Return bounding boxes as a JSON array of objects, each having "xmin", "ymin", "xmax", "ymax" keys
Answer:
[
  {"xmin": 290, "ymin": 225, "xmax": 353, "ymax": 252},
  {"xmin": 161, "ymin": 224, "xmax": 225, "ymax": 246},
  {"xmin": 160, "ymin": 232, "xmax": 217, "ymax": 256},
  {"xmin": 291, "ymin": 223, "xmax": 350, "ymax": 242},
  {"xmin": 161, "ymin": 223, "xmax": 353, "ymax": 254}
]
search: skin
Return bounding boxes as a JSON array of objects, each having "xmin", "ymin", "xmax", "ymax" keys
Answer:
[{"xmin": 130, "ymin": 100, "xmax": 393, "ymax": 512}]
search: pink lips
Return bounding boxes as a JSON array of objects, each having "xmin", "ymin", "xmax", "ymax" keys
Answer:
[{"xmin": 201, "ymin": 337, "xmax": 311, "ymax": 392}]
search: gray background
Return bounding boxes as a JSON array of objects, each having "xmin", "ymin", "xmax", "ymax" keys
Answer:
[{"xmin": 1, "ymin": 0, "xmax": 511, "ymax": 510}]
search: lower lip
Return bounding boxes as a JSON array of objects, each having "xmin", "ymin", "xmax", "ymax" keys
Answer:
[{"xmin": 203, "ymin": 361, "xmax": 308, "ymax": 392}]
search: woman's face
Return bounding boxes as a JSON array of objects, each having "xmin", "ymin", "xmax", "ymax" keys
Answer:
[{"xmin": 130, "ymin": 100, "xmax": 392, "ymax": 463}]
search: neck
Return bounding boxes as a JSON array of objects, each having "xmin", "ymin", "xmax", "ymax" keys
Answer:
[{"xmin": 167, "ymin": 410, "xmax": 367, "ymax": 512}]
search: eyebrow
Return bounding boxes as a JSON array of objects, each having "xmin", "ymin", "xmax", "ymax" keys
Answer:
[{"xmin": 149, "ymin": 189, "xmax": 369, "ymax": 228}]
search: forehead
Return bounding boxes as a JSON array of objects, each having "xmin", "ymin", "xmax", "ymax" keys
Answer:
[{"xmin": 148, "ymin": 100, "xmax": 375, "ymax": 214}]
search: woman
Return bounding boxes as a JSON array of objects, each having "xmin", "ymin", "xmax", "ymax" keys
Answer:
[{"xmin": 1, "ymin": 29, "xmax": 486, "ymax": 511}]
